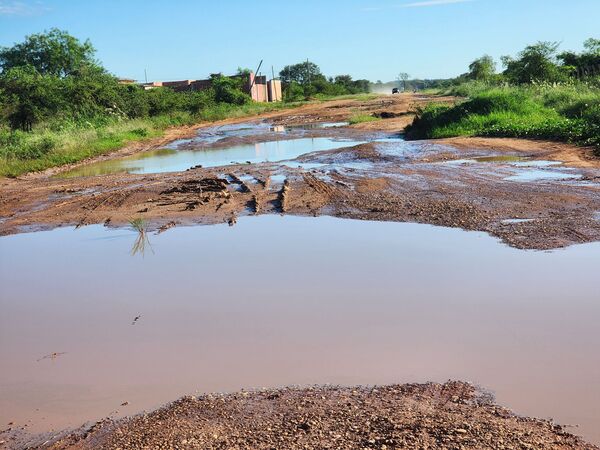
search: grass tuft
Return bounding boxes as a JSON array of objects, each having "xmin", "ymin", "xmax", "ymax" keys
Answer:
[{"xmin": 348, "ymin": 113, "xmax": 380, "ymax": 125}]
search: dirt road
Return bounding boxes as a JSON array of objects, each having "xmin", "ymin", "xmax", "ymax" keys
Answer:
[
  {"xmin": 2, "ymin": 94, "xmax": 600, "ymax": 448},
  {"xmin": 1, "ymin": 94, "xmax": 599, "ymax": 250}
]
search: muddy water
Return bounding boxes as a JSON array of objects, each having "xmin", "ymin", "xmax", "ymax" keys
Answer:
[
  {"xmin": 58, "ymin": 122, "xmax": 362, "ymax": 178},
  {"xmin": 59, "ymin": 137, "xmax": 364, "ymax": 178},
  {"xmin": 1, "ymin": 216, "xmax": 599, "ymax": 443}
]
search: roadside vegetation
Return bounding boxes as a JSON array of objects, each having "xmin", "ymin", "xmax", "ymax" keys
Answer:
[
  {"xmin": 279, "ymin": 61, "xmax": 371, "ymax": 101},
  {"xmin": 0, "ymin": 29, "xmax": 303, "ymax": 177},
  {"xmin": 349, "ymin": 112, "xmax": 380, "ymax": 125},
  {"xmin": 405, "ymin": 39, "xmax": 600, "ymax": 154}
]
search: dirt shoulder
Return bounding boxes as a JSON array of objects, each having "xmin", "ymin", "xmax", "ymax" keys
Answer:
[
  {"xmin": 7, "ymin": 382, "xmax": 594, "ymax": 450},
  {"xmin": 439, "ymin": 136, "xmax": 600, "ymax": 169}
]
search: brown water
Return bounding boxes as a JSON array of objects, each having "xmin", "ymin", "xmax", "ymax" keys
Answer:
[{"xmin": 1, "ymin": 216, "xmax": 599, "ymax": 443}]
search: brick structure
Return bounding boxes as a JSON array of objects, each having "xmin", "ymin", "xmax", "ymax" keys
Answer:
[
  {"xmin": 141, "ymin": 72, "xmax": 281, "ymax": 102},
  {"xmin": 267, "ymin": 79, "xmax": 282, "ymax": 102}
]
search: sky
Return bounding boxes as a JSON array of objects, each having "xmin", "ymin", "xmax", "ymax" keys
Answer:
[{"xmin": 0, "ymin": 0, "xmax": 599, "ymax": 82}]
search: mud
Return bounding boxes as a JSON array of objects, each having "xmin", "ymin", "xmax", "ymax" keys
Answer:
[
  {"xmin": 1, "ymin": 94, "xmax": 599, "ymax": 250},
  {"xmin": 2, "ymin": 93, "xmax": 600, "ymax": 449},
  {"xmin": 6, "ymin": 382, "xmax": 596, "ymax": 449}
]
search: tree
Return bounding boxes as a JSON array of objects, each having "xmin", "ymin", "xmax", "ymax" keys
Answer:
[
  {"xmin": 468, "ymin": 55, "xmax": 496, "ymax": 81},
  {"xmin": 583, "ymin": 38, "xmax": 600, "ymax": 55},
  {"xmin": 210, "ymin": 74, "xmax": 250, "ymax": 105},
  {"xmin": 558, "ymin": 37, "xmax": 600, "ymax": 78},
  {"xmin": 0, "ymin": 28, "xmax": 98, "ymax": 77},
  {"xmin": 397, "ymin": 72, "xmax": 410, "ymax": 91},
  {"xmin": 0, "ymin": 65, "xmax": 64, "ymax": 130},
  {"xmin": 502, "ymin": 41, "xmax": 566, "ymax": 84},
  {"xmin": 279, "ymin": 61, "xmax": 323, "ymax": 86}
]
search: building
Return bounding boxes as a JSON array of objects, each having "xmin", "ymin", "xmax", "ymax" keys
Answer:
[{"xmin": 141, "ymin": 72, "xmax": 282, "ymax": 102}]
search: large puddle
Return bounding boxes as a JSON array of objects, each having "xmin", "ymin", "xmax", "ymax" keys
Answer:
[
  {"xmin": 59, "ymin": 123, "xmax": 363, "ymax": 178},
  {"xmin": 1, "ymin": 216, "xmax": 599, "ymax": 444}
]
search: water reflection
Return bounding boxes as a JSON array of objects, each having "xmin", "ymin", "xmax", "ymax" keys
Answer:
[
  {"xmin": 1, "ymin": 216, "xmax": 599, "ymax": 443},
  {"xmin": 129, "ymin": 218, "xmax": 153, "ymax": 257},
  {"xmin": 59, "ymin": 137, "xmax": 364, "ymax": 178}
]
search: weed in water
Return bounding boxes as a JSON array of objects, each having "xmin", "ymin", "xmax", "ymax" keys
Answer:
[{"xmin": 129, "ymin": 218, "xmax": 153, "ymax": 257}]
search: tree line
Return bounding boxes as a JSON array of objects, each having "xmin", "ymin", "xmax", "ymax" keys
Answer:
[
  {"xmin": 0, "ymin": 30, "xmax": 369, "ymax": 134},
  {"xmin": 458, "ymin": 38, "xmax": 600, "ymax": 85},
  {"xmin": 278, "ymin": 61, "xmax": 370, "ymax": 100}
]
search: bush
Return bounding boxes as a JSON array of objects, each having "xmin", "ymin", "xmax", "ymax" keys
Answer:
[{"xmin": 406, "ymin": 84, "xmax": 600, "ymax": 151}]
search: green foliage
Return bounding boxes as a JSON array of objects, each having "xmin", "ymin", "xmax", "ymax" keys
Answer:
[
  {"xmin": 405, "ymin": 84, "xmax": 600, "ymax": 151},
  {"xmin": 0, "ymin": 101, "xmax": 297, "ymax": 177},
  {"xmin": 210, "ymin": 74, "xmax": 250, "ymax": 105},
  {"xmin": 0, "ymin": 65, "xmax": 64, "ymax": 130},
  {"xmin": 501, "ymin": 41, "xmax": 568, "ymax": 84},
  {"xmin": 348, "ymin": 113, "xmax": 379, "ymax": 125},
  {"xmin": 0, "ymin": 30, "xmax": 363, "ymax": 177},
  {"xmin": 558, "ymin": 38, "xmax": 600, "ymax": 79},
  {"xmin": 406, "ymin": 37, "xmax": 600, "ymax": 155},
  {"xmin": 279, "ymin": 61, "xmax": 323, "ymax": 86},
  {"xmin": 280, "ymin": 62, "xmax": 370, "ymax": 101},
  {"xmin": 0, "ymin": 28, "xmax": 98, "ymax": 77},
  {"xmin": 468, "ymin": 55, "xmax": 496, "ymax": 81}
]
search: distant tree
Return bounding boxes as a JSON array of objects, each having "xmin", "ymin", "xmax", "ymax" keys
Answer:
[
  {"xmin": 559, "ymin": 37, "xmax": 600, "ymax": 78},
  {"xmin": 279, "ymin": 61, "xmax": 323, "ymax": 86},
  {"xmin": 502, "ymin": 41, "xmax": 566, "ymax": 84},
  {"xmin": 468, "ymin": 55, "xmax": 496, "ymax": 81},
  {"xmin": 334, "ymin": 74, "xmax": 353, "ymax": 88},
  {"xmin": 397, "ymin": 72, "xmax": 410, "ymax": 91},
  {"xmin": 236, "ymin": 67, "xmax": 252, "ymax": 76},
  {"xmin": 584, "ymin": 38, "xmax": 600, "ymax": 55},
  {"xmin": 0, "ymin": 28, "xmax": 98, "ymax": 77}
]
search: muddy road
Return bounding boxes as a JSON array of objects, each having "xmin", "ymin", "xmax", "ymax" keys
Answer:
[
  {"xmin": 1, "ymin": 94, "xmax": 599, "ymax": 250},
  {"xmin": 2, "ymin": 94, "xmax": 600, "ymax": 448}
]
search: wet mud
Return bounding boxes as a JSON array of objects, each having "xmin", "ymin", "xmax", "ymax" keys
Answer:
[{"xmin": 1, "ymin": 94, "xmax": 599, "ymax": 250}]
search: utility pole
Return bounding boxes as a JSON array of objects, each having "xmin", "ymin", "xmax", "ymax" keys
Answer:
[
  {"xmin": 144, "ymin": 68, "xmax": 148, "ymax": 83},
  {"xmin": 271, "ymin": 65, "xmax": 275, "ymax": 80},
  {"xmin": 248, "ymin": 59, "xmax": 264, "ymax": 95}
]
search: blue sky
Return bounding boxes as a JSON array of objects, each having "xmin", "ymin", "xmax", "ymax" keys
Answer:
[{"xmin": 1, "ymin": 0, "xmax": 598, "ymax": 82}]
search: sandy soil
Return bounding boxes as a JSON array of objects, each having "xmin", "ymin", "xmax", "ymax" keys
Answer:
[{"xmin": 4, "ymin": 382, "xmax": 596, "ymax": 449}]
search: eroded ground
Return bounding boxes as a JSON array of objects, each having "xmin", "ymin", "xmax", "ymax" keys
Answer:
[
  {"xmin": 1, "ymin": 94, "xmax": 599, "ymax": 250},
  {"xmin": 8, "ymin": 382, "xmax": 596, "ymax": 450},
  {"xmin": 2, "ymin": 94, "xmax": 600, "ymax": 449}
]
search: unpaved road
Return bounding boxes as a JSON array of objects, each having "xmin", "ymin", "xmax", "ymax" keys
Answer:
[
  {"xmin": 1, "ymin": 94, "xmax": 599, "ymax": 249},
  {"xmin": 2, "ymin": 94, "xmax": 600, "ymax": 449},
  {"xmin": 6, "ymin": 382, "xmax": 596, "ymax": 449}
]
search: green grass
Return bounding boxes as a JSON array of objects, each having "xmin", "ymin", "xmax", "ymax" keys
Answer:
[
  {"xmin": 0, "ymin": 101, "xmax": 303, "ymax": 177},
  {"xmin": 405, "ymin": 82, "xmax": 600, "ymax": 153},
  {"xmin": 348, "ymin": 112, "xmax": 380, "ymax": 125}
]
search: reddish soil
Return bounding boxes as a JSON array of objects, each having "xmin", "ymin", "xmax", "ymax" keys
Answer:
[
  {"xmin": 1, "ymin": 94, "xmax": 599, "ymax": 249},
  {"xmin": 2, "ymin": 94, "xmax": 600, "ymax": 449},
  {"xmin": 3, "ymin": 382, "xmax": 595, "ymax": 450}
]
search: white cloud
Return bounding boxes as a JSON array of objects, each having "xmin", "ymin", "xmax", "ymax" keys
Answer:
[
  {"xmin": 362, "ymin": 0, "xmax": 474, "ymax": 12},
  {"xmin": 0, "ymin": 1, "xmax": 49, "ymax": 16},
  {"xmin": 400, "ymin": 0, "xmax": 474, "ymax": 7}
]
